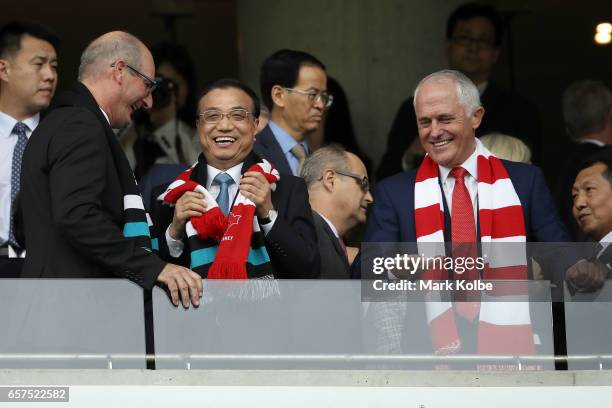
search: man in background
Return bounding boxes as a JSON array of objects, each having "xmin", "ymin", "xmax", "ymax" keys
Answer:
[
  {"xmin": 301, "ymin": 145, "xmax": 373, "ymax": 278},
  {"xmin": 376, "ymin": 2, "xmax": 541, "ymax": 180},
  {"xmin": 557, "ymin": 80, "xmax": 612, "ymax": 240},
  {"xmin": 0, "ymin": 21, "xmax": 59, "ymax": 277},
  {"xmin": 255, "ymin": 49, "xmax": 332, "ymax": 176}
]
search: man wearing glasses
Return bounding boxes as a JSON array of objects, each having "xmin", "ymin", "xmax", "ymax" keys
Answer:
[
  {"xmin": 20, "ymin": 31, "xmax": 202, "ymax": 308},
  {"xmin": 301, "ymin": 145, "xmax": 373, "ymax": 279},
  {"xmin": 153, "ymin": 78, "xmax": 320, "ymax": 279},
  {"xmin": 255, "ymin": 49, "xmax": 332, "ymax": 177},
  {"xmin": 376, "ymin": 2, "xmax": 542, "ymax": 180}
]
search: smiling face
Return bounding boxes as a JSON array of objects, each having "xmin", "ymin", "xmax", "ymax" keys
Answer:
[
  {"xmin": 572, "ymin": 162, "xmax": 612, "ymax": 241},
  {"xmin": 0, "ymin": 34, "xmax": 57, "ymax": 120},
  {"xmin": 415, "ymin": 78, "xmax": 483, "ymax": 168},
  {"xmin": 111, "ymin": 49, "xmax": 155, "ymax": 128},
  {"xmin": 197, "ymin": 87, "xmax": 259, "ymax": 170}
]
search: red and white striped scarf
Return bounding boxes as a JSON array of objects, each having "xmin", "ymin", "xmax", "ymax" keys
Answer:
[
  {"xmin": 415, "ymin": 139, "xmax": 534, "ymax": 356},
  {"xmin": 158, "ymin": 159, "xmax": 280, "ymax": 279}
]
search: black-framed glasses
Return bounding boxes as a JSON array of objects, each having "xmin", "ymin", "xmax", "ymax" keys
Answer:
[
  {"xmin": 335, "ymin": 170, "xmax": 370, "ymax": 193},
  {"xmin": 283, "ymin": 87, "xmax": 334, "ymax": 108},
  {"xmin": 110, "ymin": 62, "xmax": 159, "ymax": 95},
  {"xmin": 450, "ymin": 35, "xmax": 496, "ymax": 50},
  {"xmin": 198, "ymin": 108, "xmax": 253, "ymax": 124}
]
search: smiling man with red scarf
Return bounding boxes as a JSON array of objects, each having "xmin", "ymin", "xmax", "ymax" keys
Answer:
[
  {"xmin": 361, "ymin": 70, "xmax": 594, "ymax": 359},
  {"xmin": 152, "ymin": 78, "xmax": 319, "ymax": 283}
]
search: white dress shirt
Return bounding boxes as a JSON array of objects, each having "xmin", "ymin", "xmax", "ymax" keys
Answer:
[
  {"xmin": 165, "ymin": 162, "xmax": 278, "ymax": 257},
  {"xmin": 599, "ymin": 230, "xmax": 612, "ymax": 257},
  {"xmin": 0, "ymin": 111, "xmax": 40, "ymax": 245},
  {"xmin": 318, "ymin": 212, "xmax": 340, "ymax": 238},
  {"xmin": 438, "ymin": 144, "xmax": 479, "ymax": 230}
]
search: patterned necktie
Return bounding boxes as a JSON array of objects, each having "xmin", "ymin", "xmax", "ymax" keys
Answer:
[
  {"xmin": 290, "ymin": 144, "xmax": 307, "ymax": 176},
  {"xmin": 450, "ymin": 167, "xmax": 479, "ymax": 321},
  {"xmin": 8, "ymin": 122, "xmax": 29, "ymax": 247},
  {"xmin": 214, "ymin": 172, "xmax": 234, "ymax": 216}
]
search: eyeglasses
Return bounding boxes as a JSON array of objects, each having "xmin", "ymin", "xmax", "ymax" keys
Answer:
[
  {"xmin": 283, "ymin": 87, "xmax": 334, "ymax": 108},
  {"xmin": 450, "ymin": 35, "xmax": 496, "ymax": 50},
  {"xmin": 198, "ymin": 109, "xmax": 253, "ymax": 124},
  {"xmin": 110, "ymin": 62, "xmax": 159, "ymax": 95},
  {"xmin": 335, "ymin": 170, "xmax": 370, "ymax": 193}
]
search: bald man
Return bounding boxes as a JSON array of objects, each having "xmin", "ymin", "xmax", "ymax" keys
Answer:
[{"xmin": 20, "ymin": 31, "xmax": 202, "ymax": 308}]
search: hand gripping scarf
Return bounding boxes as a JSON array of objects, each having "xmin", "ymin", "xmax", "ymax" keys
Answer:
[
  {"xmin": 158, "ymin": 159, "xmax": 280, "ymax": 280},
  {"xmin": 415, "ymin": 139, "xmax": 534, "ymax": 357}
]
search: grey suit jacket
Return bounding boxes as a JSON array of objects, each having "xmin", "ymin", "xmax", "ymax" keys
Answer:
[{"xmin": 313, "ymin": 211, "xmax": 350, "ymax": 279}]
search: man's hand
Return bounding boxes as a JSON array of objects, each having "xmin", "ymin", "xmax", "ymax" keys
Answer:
[
  {"xmin": 565, "ymin": 259, "xmax": 606, "ymax": 293},
  {"xmin": 157, "ymin": 263, "xmax": 203, "ymax": 308},
  {"xmin": 170, "ymin": 191, "xmax": 206, "ymax": 240},
  {"xmin": 240, "ymin": 171, "xmax": 273, "ymax": 218}
]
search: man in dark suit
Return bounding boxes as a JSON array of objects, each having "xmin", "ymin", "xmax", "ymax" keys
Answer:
[
  {"xmin": 572, "ymin": 148, "xmax": 612, "ymax": 281},
  {"xmin": 301, "ymin": 145, "xmax": 373, "ymax": 278},
  {"xmin": 0, "ymin": 21, "xmax": 59, "ymax": 277},
  {"xmin": 556, "ymin": 80, "xmax": 612, "ymax": 240},
  {"xmin": 361, "ymin": 69, "xmax": 597, "ymax": 358},
  {"xmin": 376, "ymin": 2, "xmax": 541, "ymax": 180},
  {"xmin": 152, "ymin": 78, "xmax": 319, "ymax": 279},
  {"xmin": 254, "ymin": 49, "xmax": 332, "ymax": 176},
  {"xmin": 20, "ymin": 31, "xmax": 202, "ymax": 308}
]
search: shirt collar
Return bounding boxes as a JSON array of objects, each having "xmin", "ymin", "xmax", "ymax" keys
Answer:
[
  {"xmin": 268, "ymin": 120, "xmax": 309, "ymax": 154},
  {"xmin": 438, "ymin": 141, "xmax": 478, "ymax": 184},
  {"xmin": 99, "ymin": 108, "xmax": 110, "ymax": 125},
  {"xmin": 0, "ymin": 111, "xmax": 40, "ymax": 138},
  {"xmin": 318, "ymin": 212, "xmax": 340, "ymax": 238},
  {"xmin": 206, "ymin": 162, "xmax": 243, "ymax": 190},
  {"xmin": 600, "ymin": 230, "xmax": 612, "ymax": 252},
  {"xmin": 579, "ymin": 138, "xmax": 605, "ymax": 147}
]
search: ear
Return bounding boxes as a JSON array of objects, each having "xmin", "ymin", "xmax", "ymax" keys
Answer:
[
  {"xmin": 111, "ymin": 60, "xmax": 127, "ymax": 86},
  {"xmin": 471, "ymin": 105, "xmax": 485, "ymax": 130},
  {"xmin": 0, "ymin": 59, "xmax": 10, "ymax": 82},
  {"xmin": 271, "ymin": 85, "xmax": 285, "ymax": 108},
  {"xmin": 321, "ymin": 169, "xmax": 335, "ymax": 192}
]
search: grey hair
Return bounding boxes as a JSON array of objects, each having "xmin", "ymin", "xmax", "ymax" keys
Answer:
[
  {"xmin": 301, "ymin": 144, "xmax": 352, "ymax": 188},
  {"xmin": 563, "ymin": 80, "xmax": 612, "ymax": 140},
  {"xmin": 77, "ymin": 31, "xmax": 143, "ymax": 81},
  {"xmin": 413, "ymin": 69, "xmax": 481, "ymax": 116}
]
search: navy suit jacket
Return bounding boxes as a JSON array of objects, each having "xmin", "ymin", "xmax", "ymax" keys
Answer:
[
  {"xmin": 253, "ymin": 125, "xmax": 294, "ymax": 176},
  {"xmin": 356, "ymin": 160, "xmax": 576, "ymax": 280}
]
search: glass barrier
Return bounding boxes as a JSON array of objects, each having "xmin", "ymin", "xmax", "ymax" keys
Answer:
[
  {"xmin": 153, "ymin": 279, "xmax": 554, "ymax": 370},
  {"xmin": 0, "ymin": 279, "xmax": 146, "ymax": 369},
  {"xmin": 565, "ymin": 281, "xmax": 612, "ymax": 370}
]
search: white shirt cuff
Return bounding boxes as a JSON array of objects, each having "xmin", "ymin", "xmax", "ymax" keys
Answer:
[
  {"xmin": 260, "ymin": 210, "xmax": 278, "ymax": 236},
  {"xmin": 165, "ymin": 225, "xmax": 184, "ymax": 258}
]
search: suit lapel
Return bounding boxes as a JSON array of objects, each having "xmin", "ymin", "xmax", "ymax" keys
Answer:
[
  {"xmin": 315, "ymin": 212, "xmax": 349, "ymax": 268},
  {"xmin": 255, "ymin": 125, "xmax": 293, "ymax": 175}
]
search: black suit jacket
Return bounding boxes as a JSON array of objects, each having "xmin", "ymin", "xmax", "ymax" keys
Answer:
[
  {"xmin": 151, "ymin": 152, "xmax": 320, "ymax": 278},
  {"xmin": 19, "ymin": 82, "xmax": 166, "ymax": 289},
  {"xmin": 253, "ymin": 124, "xmax": 294, "ymax": 176},
  {"xmin": 312, "ymin": 211, "xmax": 350, "ymax": 279},
  {"xmin": 376, "ymin": 81, "xmax": 542, "ymax": 180}
]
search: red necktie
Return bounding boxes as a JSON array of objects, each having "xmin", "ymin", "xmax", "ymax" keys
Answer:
[
  {"xmin": 450, "ymin": 167, "xmax": 480, "ymax": 321},
  {"xmin": 338, "ymin": 236, "xmax": 348, "ymax": 259}
]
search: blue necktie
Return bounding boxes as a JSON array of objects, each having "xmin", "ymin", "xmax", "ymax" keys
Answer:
[
  {"xmin": 9, "ymin": 122, "xmax": 28, "ymax": 247},
  {"xmin": 214, "ymin": 172, "xmax": 234, "ymax": 215}
]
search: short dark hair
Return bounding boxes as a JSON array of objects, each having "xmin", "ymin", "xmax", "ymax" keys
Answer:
[
  {"xmin": 446, "ymin": 3, "xmax": 505, "ymax": 46},
  {"xmin": 259, "ymin": 49, "xmax": 326, "ymax": 110},
  {"xmin": 576, "ymin": 146, "xmax": 612, "ymax": 184},
  {"xmin": 0, "ymin": 20, "xmax": 60, "ymax": 59},
  {"xmin": 197, "ymin": 78, "xmax": 261, "ymax": 118}
]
